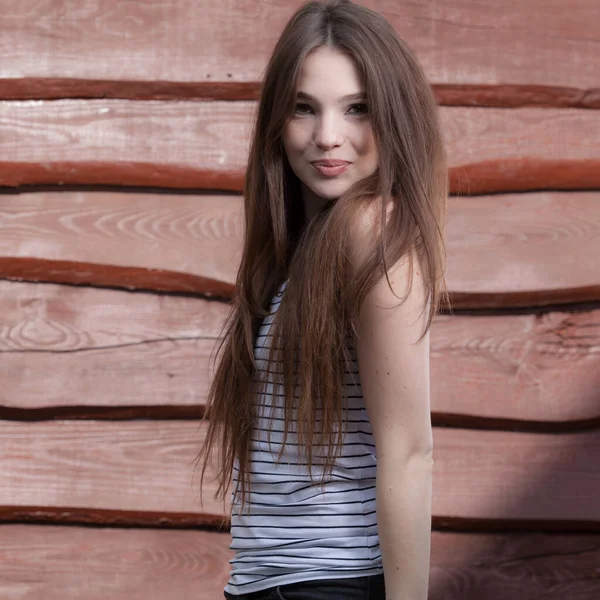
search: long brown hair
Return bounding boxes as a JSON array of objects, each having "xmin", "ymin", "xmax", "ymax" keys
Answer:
[{"xmin": 195, "ymin": 0, "xmax": 450, "ymax": 510}]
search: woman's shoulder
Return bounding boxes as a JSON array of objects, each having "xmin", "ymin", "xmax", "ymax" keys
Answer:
[
  {"xmin": 346, "ymin": 199, "xmax": 426, "ymax": 310},
  {"xmin": 346, "ymin": 199, "xmax": 396, "ymax": 271}
]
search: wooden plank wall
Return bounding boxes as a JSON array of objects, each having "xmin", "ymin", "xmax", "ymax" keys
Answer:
[{"xmin": 1, "ymin": 1, "xmax": 599, "ymax": 598}]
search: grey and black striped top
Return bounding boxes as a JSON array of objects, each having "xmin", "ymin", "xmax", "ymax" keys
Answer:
[{"xmin": 224, "ymin": 280, "xmax": 383, "ymax": 595}]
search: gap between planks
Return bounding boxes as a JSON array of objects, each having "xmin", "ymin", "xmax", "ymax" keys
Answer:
[
  {"xmin": 1, "ymin": 507, "xmax": 599, "ymax": 534},
  {"xmin": 0, "ymin": 406, "xmax": 599, "ymax": 434},
  {"xmin": 0, "ymin": 80, "xmax": 599, "ymax": 108}
]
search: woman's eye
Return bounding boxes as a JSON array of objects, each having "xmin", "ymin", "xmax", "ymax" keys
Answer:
[
  {"xmin": 294, "ymin": 103, "xmax": 312, "ymax": 115},
  {"xmin": 347, "ymin": 103, "xmax": 368, "ymax": 115}
]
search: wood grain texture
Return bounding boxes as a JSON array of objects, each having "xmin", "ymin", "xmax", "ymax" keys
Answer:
[
  {"xmin": 430, "ymin": 310, "xmax": 600, "ymax": 426},
  {"xmin": 0, "ymin": 0, "xmax": 598, "ymax": 95},
  {"xmin": 1, "ymin": 280, "xmax": 599, "ymax": 427},
  {"xmin": 0, "ymin": 100, "xmax": 254, "ymax": 190},
  {"xmin": 0, "ymin": 100, "xmax": 598, "ymax": 192},
  {"xmin": 445, "ymin": 191, "xmax": 600, "ymax": 298},
  {"xmin": 0, "ymin": 420, "xmax": 598, "ymax": 525},
  {"xmin": 0, "ymin": 525, "xmax": 232, "ymax": 600},
  {"xmin": 0, "ymin": 191, "xmax": 244, "ymax": 291},
  {"xmin": 1, "ymin": 190, "xmax": 600, "ymax": 307},
  {"xmin": 0, "ymin": 525, "xmax": 598, "ymax": 600},
  {"xmin": 0, "ymin": 280, "xmax": 227, "ymax": 412},
  {"xmin": 428, "ymin": 531, "xmax": 600, "ymax": 600}
]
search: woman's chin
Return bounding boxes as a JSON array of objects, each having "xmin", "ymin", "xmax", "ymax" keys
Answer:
[{"xmin": 309, "ymin": 181, "xmax": 352, "ymax": 201}]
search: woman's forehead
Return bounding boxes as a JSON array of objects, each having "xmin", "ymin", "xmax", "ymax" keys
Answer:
[{"xmin": 296, "ymin": 47, "xmax": 365, "ymax": 101}]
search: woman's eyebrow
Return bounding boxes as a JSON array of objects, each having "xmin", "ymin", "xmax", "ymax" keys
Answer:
[{"xmin": 296, "ymin": 91, "xmax": 367, "ymax": 103}]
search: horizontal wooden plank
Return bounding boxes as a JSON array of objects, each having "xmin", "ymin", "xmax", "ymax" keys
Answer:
[
  {"xmin": 0, "ymin": 525, "xmax": 232, "ymax": 600},
  {"xmin": 1, "ymin": 280, "xmax": 599, "ymax": 427},
  {"xmin": 0, "ymin": 100, "xmax": 598, "ymax": 192},
  {"xmin": 1, "ymin": 190, "xmax": 600, "ymax": 307},
  {"xmin": 0, "ymin": 100, "xmax": 253, "ymax": 190},
  {"xmin": 0, "ymin": 332, "xmax": 218, "ymax": 412},
  {"xmin": 0, "ymin": 421, "xmax": 598, "ymax": 525},
  {"xmin": 0, "ymin": 191, "xmax": 244, "ymax": 292},
  {"xmin": 429, "ymin": 530, "xmax": 600, "ymax": 599},
  {"xmin": 0, "ymin": 525, "xmax": 598, "ymax": 600},
  {"xmin": 0, "ymin": 0, "xmax": 598, "ymax": 101},
  {"xmin": 430, "ymin": 310, "xmax": 600, "ymax": 426},
  {"xmin": 446, "ymin": 191, "xmax": 600, "ymax": 301}
]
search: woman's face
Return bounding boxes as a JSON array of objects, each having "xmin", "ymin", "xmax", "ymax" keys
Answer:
[{"xmin": 281, "ymin": 46, "xmax": 379, "ymax": 214}]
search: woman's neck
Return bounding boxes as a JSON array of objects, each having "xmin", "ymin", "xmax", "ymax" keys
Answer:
[{"xmin": 301, "ymin": 184, "xmax": 331, "ymax": 220}]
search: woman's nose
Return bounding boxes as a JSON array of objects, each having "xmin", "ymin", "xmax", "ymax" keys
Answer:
[{"xmin": 314, "ymin": 113, "xmax": 342, "ymax": 149}]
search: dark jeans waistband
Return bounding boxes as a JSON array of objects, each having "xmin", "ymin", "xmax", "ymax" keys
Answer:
[{"xmin": 224, "ymin": 573, "xmax": 385, "ymax": 600}]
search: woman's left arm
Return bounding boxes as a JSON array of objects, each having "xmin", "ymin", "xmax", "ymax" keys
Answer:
[{"xmin": 353, "ymin": 246, "xmax": 433, "ymax": 600}]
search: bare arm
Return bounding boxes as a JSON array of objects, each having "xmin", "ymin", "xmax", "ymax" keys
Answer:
[{"xmin": 351, "ymin": 214, "xmax": 433, "ymax": 599}]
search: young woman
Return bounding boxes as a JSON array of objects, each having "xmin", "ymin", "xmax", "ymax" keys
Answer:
[{"xmin": 197, "ymin": 1, "xmax": 449, "ymax": 598}]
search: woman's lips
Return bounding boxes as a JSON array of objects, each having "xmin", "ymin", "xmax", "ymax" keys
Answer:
[{"xmin": 311, "ymin": 160, "xmax": 351, "ymax": 177}]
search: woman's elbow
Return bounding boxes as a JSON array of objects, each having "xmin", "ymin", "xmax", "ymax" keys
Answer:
[{"xmin": 376, "ymin": 445, "xmax": 434, "ymax": 477}]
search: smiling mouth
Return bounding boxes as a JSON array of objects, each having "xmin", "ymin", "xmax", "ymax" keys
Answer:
[{"xmin": 311, "ymin": 161, "xmax": 351, "ymax": 177}]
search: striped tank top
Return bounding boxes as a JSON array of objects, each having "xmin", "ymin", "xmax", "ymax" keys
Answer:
[{"xmin": 224, "ymin": 280, "xmax": 383, "ymax": 595}]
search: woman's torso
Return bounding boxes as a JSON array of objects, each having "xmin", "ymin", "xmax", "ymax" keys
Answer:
[{"xmin": 225, "ymin": 280, "xmax": 383, "ymax": 595}]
